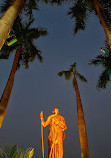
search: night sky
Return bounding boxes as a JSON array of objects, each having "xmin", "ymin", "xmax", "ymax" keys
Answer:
[{"xmin": 0, "ymin": 1, "xmax": 111, "ymax": 158}]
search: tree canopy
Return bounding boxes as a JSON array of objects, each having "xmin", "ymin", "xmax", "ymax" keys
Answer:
[{"xmin": 0, "ymin": 16, "xmax": 48, "ymax": 69}]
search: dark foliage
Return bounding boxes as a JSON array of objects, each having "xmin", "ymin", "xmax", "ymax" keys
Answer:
[
  {"xmin": 58, "ymin": 62, "xmax": 87, "ymax": 86},
  {"xmin": 89, "ymin": 43, "xmax": 111, "ymax": 89},
  {"xmin": 67, "ymin": 0, "xmax": 111, "ymax": 34},
  {"xmin": 0, "ymin": 16, "xmax": 48, "ymax": 69}
]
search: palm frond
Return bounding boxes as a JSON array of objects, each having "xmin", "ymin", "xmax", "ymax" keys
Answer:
[
  {"xmin": 24, "ymin": 0, "xmax": 39, "ymax": 20},
  {"xmin": 89, "ymin": 54, "xmax": 111, "ymax": 70},
  {"xmin": 0, "ymin": 144, "xmax": 10, "ymax": 157},
  {"xmin": 9, "ymin": 144, "xmax": 18, "ymax": 158},
  {"xmin": 0, "ymin": 13, "xmax": 48, "ymax": 69},
  {"xmin": 58, "ymin": 71, "xmax": 65, "ymax": 77},
  {"xmin": 0, "ymin": 0, "xmax": 38, "ymax": 21},
  {"xmin": 97, "ymin": 69, "xmax": 111, "ymax": 89},
  {"xmin": 0, "ymin": 148, "xmax": 6, "ymax": 158},
  {"xmin": 70, "ymin": 62, "xmax": 77, "ymax": 69},
  {"xmin": 74, "ymin": 17, "xmax": 86, "ymax": 34},
  {"xmin": 0, "ymin": 0, "xmax": 12, "ymax": 13},
  {"xmin": 18, "ymin": 41, "xmax": 43, "ymax": 69},
  {"xmin": 89, "ymin": 45, "xmax": 111, "ymax": 89},
  {"xmin": 19, "ymin": 151, "xmax": 24, "ymax": 158},
  {"xmin": 58, "ymin": 62, "xmax": 87, "ymax": 83},
  {"xmin": 24, "ymin": 148, "xmax": 34, "ymax": 158},
  {"xmin": 0, "ymin": 145, "xmax": 34, "ymax": 158},
  {"xmin": 67, "ymin": 0, "xmax": 111, "ymax": 36},
  {"xmin": 58, "ymin": 71, "xmax": 72, "ymax": 80},
  {"xmin": 0, "ymin": 144, "xmax": 19, "ymax": 158},
  {"xmin": 100, "ymin": 0, "xmax": 111, "ymax": 25},
  {"xmin": 25, "ymin": 18, "xmax": 35, "ymax": 30},
  {"xmin": 49, "ymin": 0, "xmax": 62, "ymax": 5},
  {"xmin": 38, "ymin": 0, "xmax": 62, "ymax": 5},
  {"xmin": 89, "ymin": 55, "xmax": 107, "ymax": 66},
  {"xmin": 64, "ymin": 71, "xmax": 72, "ymax": 80},
  {"xmin": 68, "ymin": 1, "xmax": 88, "ymax": 34},
  {"xmin": 76, "ymin": 72, "xmax": 87, "ymax": 82},
  {"xmin": 13, "ymin": 16, "xmax": 26, "ymax": 36},
  {"xmin": 0, "ymin": 43, "xmax": 16, "ymax": 59},
  {"xmin": 104, "ymin": 40, "xmax": 111, "ymax": 53},
  {"xmin": 25, "ymin": 27, "xmax": 48, "ymax": 40},
  {"xmin": 28, "ymin": 42, "xmax": 43, "ymax": 62}
]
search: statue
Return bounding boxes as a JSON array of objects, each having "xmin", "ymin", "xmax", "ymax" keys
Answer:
[{"xmin": 40, "ymin": 108, "xmax": 67, "ymax": 158}]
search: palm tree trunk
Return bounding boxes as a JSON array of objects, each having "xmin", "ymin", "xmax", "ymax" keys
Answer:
[
  {"xmin": 73, "ymin": 74, "xmax": 89, "ymax": 158},
  {"xmin": 0, "ymin": 0, "xmax": 26, "ymax": 50},
  {"xmin": 0, "ymin": 46, "xmax": 22, "ymax": 128},
  {"xmin": 93, "ymin": 0, "xmax": 111, "ymax": 50}
]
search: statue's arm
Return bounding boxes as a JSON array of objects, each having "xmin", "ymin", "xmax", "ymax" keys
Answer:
[
  {"xmin": 57, "ymin": 117, "xmax": 67, "ymax": 131},
  {"xmin": 41, "ymin": 116, "xmax": 50, "ymax": 128},
  {"xmin": 60, "ymin": 120, "xmax": 67, "ymax": 130}
]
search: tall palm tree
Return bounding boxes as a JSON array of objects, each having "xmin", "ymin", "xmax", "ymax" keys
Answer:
[
  {"xmin": 58, "ymin": 63, "xmax": 89, "ymax": 158},
  {"xmin": 0, "ymin": 0, "xmax": 62, "ymax": 50},
  {"xmin": 0, "ymin": 0, "xmax": 39, "ymax": 50},
  {"xmin": 0, "ymin": 16, "xmax": 48, "ymax": 128},
  {"xmin": 89, "ymin": 43, "xmax": 111, "ymax": 89},
  {"xmin": 68, "ymin": 0, "xmax": 111, "ymax": 50}
]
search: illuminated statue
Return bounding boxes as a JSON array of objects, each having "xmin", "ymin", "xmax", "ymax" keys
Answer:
[{"xmin": 40, "ymin": 108, "xmax": 67, "ymax": 158}]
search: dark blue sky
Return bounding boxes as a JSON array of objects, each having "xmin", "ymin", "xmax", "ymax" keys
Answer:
[{"xmin": 0, "ymin": 2, "xmax": 111, "ymax": 158}]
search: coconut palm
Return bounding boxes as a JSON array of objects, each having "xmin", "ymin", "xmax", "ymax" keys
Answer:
[
  {"xmin": 0, "ymin": 0, "xmax": 62, "ymax": 50},
  {"xmin": 0, "ymin": 0, "xmax": 39, "ymax": 50},
  {"xmin": 0, "ymin": 16, "xmax": 48, "ymax": 128},
  {"xmin": 89, "ymin": 43, "xmax": 111, "ymax": 89},
  {"xmin": 68, "ymin": 0, "xmax": 111, "ymax": 50},
  {"xmin": 58, "ymin": 63, "xmax": 89, "ymax": 158}
]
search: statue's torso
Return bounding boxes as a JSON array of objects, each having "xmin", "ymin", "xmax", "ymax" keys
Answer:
[{"xmin": 48, "ymin": 114, "xmax": 65, "ymax": 142}]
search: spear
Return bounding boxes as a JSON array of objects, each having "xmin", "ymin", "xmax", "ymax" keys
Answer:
[{"xmin": 40, "ymin": 111, "xmax": 44, "ymax": 158}]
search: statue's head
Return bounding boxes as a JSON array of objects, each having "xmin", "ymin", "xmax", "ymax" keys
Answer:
[{"xmin": 53, "ymin": 108, "xmax": 59, "ymax": 114}]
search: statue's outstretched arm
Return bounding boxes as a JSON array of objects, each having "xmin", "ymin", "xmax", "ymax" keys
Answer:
[{"xmin": 41, "ymin": 116, "xmax": 50, "ymax": 128}]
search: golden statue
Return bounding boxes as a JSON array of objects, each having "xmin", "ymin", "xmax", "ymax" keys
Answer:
[{"xmin": 40, "ymin": 108, "xmax": 67, "ymax": 158}]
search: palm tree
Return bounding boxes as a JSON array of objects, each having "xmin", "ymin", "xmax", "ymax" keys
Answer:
[
  {"xmin": 89, "ymin": 43, "xmax": 111, "ymax": 89},
  {"xmin": 0, "ymin": 16, "xmax": 48, "ymax": 128},
  {"xmin": 68, "ymin": 0, "xmax": 111, "ymax": 50},
  {"xmin": 0, "ymin": 0, "xmax": 39, "ymax": 50},
  {"xmin": 58, "ymin": 63, "xmax": 89, "ymax": 158},
  {"xmin": 0, "ymin": 0, "xmax": 63, "ymax": 50},
  {"xmin": 0, "ymin": 0, "xmax": 26, "ymax": 50}
]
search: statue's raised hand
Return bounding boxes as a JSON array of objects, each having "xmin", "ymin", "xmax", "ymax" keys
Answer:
[{"xmin": 40, "ymin": 111, "xmax": 43, "ymax": 118}]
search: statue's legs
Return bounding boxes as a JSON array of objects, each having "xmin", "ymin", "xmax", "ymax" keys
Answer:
[
  {"xmin": 48, "ymin": 139, "xmax": 52, "ymax": 157},
  {"xmin": 48, "ymin": 139, "xmax": 63, "ymax": 158},
  {"xmin": 48, "ymin": 133, "xmax": 63, "ymax": 158},
  {"xmin": 58, "ymin": 137, "xmax": 63, "ymax": 158}
]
